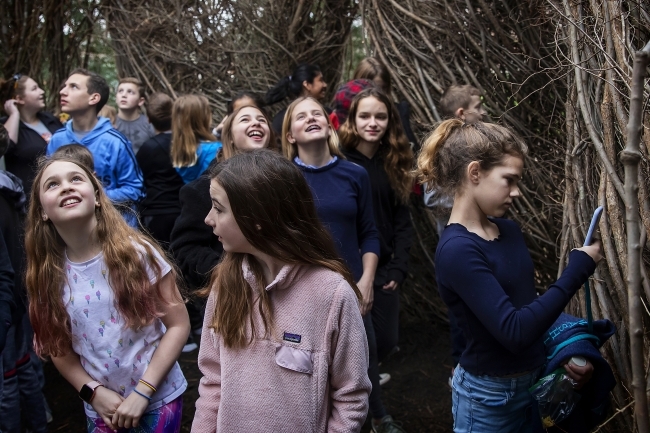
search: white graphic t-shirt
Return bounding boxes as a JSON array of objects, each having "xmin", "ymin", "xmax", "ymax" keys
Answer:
[{"xmin": 62, "ymin": 242, "xmax": 187, "ymax": 417}]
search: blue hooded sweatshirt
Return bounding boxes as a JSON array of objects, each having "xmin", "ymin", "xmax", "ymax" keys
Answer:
[
  {"xmin": 47, "ymin": 117, "xmax": 144, "ymax": 205},
  {"xmin": 533, "ymin": 313, "xmax": 616, "ymax": 433}
]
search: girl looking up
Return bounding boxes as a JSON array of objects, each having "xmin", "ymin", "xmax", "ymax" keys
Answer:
[
  {"xmin": 170, "ymin": 101, "xmax": 276, "ymax": 344},
  {"xmin": 0, "ymin": 74, "xmax": 62, "ymax": 194},
  {"xmin": 25, "ymin": 154, "xmax": 189, "ymax": 432},
  {"xmin": 266, "ymin": 63, "xmax": 328, "ymax": 134},
  {"xmin": 339, "ymin": 87, "xmax": 414, "ymax": 433},
  {"xmin": 416, "ymin": 120, "xmax": 601, "ymax": 433},
  {"xmin": 192, "ymin": 149, "xmax": 370, "ymax": 432},
  {"xmin": 170, "ymin": 94, "xmax": 220, "ymax": 184},
  {"xmin": 282, "ymin": 97, "xmax": 379, "ymax": 315}
]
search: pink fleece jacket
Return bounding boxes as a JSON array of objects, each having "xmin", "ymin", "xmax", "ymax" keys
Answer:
[{"xmin": 192, "ymin": 260, "xmax": 371, "ymax": 433}]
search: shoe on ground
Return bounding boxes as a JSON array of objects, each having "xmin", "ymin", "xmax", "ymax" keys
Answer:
[
  {"xmin": 372, "ymin": 415, "xmax": 406, "ymax": 433},
  {"xmin": 379, "ymin": 372, "xmax": 391, "ymax": 386},
  {"xmin": 182, "ymin": 335, "xmax": 198, "ymax": 352}
]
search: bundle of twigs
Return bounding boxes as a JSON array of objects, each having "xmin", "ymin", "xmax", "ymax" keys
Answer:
[
  {"xmin": 0, "ymin": 0, "xmax": 98, "ymax": 110},
  {"xmin": 100, "ymin": 0, "xmax": 357, "ymax": 118},
  {"xmin": 548, "ymin": 1, "xmax": 650, "ymax": 430}
]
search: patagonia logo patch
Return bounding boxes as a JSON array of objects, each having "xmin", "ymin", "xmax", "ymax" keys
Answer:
[{"xmin": 283, "ymin": 332, "xmax": 301, "ymax": 344}]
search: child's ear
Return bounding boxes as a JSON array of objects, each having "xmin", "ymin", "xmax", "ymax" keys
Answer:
[
  {"xmin": 455, "ymin": 107, "xmax": 465, "ymax": 120},
  {"xmin": 286, "ymin": 131, "xmax": 295, "ymax": 144},
  {"xmin": 467, "ymin": 161, "xmax": 481, "ymax": 184},
  {"xmin": 138, "ymin": 97, "xmax": 145, "ymax": 107}
]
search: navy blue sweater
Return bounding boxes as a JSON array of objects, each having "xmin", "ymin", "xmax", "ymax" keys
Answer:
[
  {"xmin": 436, "ymin": 218, "xmax": 596, "ymax": 376},
  {"xmin": 295, "ymin": 158, "xmax": 380, "ymax": 281}
]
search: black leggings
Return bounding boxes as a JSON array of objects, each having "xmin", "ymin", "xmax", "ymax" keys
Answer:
[{"xmin": 365, "ymin": 284, "xmax": 401, "ymax": 419}]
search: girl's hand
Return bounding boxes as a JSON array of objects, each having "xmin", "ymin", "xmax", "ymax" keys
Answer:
[
  {"xmin": 382, "ymin": 280, "xmax": 398, "ymax": 291},
  {"xmin": 90, "ymin": 386, "xmax": 124, "ymax": 430},
  {"xmin": 563, "ymin": 358, "xmax": 594, "ymax": 390},
  {"xmin": 575, "ymin": 240, "xmax": 603, "ymax": 264},
  {"xmin": 357, "ymin": 278, "xmax": 374, "ymax": 316},
  {"xmin": 3, "ymin": 99, "xmax": 18, "ymax": 116},
  {"xmin": 112, "ymin": 389, "xmax": 150, "ymax": 429}
]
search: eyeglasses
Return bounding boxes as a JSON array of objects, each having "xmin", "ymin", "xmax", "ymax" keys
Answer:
[{"xmin": 12, "ymin": 73, "xmax": 22, "ymax": 89}]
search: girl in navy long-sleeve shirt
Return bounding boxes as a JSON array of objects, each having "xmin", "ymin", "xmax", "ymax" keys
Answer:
[{"xmin": 416, "ymin": 119, "xmax": 602, "ymax": 433}]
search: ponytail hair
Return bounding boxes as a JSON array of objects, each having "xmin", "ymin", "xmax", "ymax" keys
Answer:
[
  {"xmin": 0, "ymin": 74, "xmax": 29, "ymax": 109},
  {"xmin": 415, "ymin": 119, "xmax": 527, "ymax": 194},
  {"xmin": 265, "ymin": 63, "xmax": 322, "ymax": 105}
]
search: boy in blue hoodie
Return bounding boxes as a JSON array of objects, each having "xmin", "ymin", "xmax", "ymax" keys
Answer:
[{"xmin": 46, "ymin": 68, "xmax": 143, "ymax": 224}]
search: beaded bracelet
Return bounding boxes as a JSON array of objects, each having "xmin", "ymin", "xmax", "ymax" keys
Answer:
[
  {"xmin": 139, "ymin": 379, "xmax": 157, "ymax": 393},
  {"xmin": 133, "ymin": 388, "xmax": 152, "ymax": 401}
]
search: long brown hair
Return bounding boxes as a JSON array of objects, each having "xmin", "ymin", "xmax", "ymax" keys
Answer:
[
  {"xmin": 280, "ymin": 96, "xmax": 344, "ymax": 160},
  {"xmin": 206, "ymin": 149, "xmax": 359, "ymax": 348},
  {"xmin": 25, "ymin": 154, "xmax": 178, "ymax": 357},
  {"xmin": 171, "ymin": 94, "xmax": 216, "ymax": 167},
  {"xmin": 219, "ymin": 105, "xmax": 277, "ymax": 161},
  {"xmin": 415, "ymin": 119, "xmax": 528, "ymax": 194},
  {"xmin": 339, "ymin": 88, "xmax": 414, "ymax": 203}
]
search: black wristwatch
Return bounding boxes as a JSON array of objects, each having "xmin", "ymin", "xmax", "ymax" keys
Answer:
[{"xmin": 79, "ymin": 380, "xmax": 103, "ymax": 403}]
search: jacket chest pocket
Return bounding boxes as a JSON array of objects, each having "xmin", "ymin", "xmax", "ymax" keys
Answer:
[{"xmin": 275, "ymin": 345, "xmax": 313, "ymax": 374}]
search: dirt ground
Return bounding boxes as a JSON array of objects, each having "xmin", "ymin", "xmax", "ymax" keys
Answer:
[{"xmin": 42, "ymin": 320, "xmax": 453, "ymax": 433}]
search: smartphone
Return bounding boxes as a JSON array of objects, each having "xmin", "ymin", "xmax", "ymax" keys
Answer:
[{"xmin": 584, "ymin": 206, "xmax": 603, "ymax": 246}]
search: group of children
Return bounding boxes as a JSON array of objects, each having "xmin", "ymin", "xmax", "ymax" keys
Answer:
[{"xmin": 0, "ymin": 57, "xmax": 607, "ymax": 433}]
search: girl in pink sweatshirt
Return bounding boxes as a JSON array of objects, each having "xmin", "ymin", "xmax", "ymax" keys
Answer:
[{"xmin": 192, "ymin": 149, "xmax": 371, "ymax": 433}]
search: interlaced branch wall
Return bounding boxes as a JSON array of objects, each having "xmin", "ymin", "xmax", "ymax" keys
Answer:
[{"xmin": 101, "ymin": 0, "xmax": 357, "ymax": 118}]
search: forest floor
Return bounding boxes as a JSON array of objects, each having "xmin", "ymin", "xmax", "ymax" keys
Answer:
[{"xmin": 42, "ymin": 319, "xmax": 454, "ymax": 433}]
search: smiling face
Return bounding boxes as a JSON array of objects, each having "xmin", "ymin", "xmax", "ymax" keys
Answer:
[
  {"xmin": 116, "ymin": 83, "xmax": 144, "ymax": 111},
  {"xmin": 205, "ymin": 179, "xmax": 253, "ymax": 253},
  {"xmin": 303, "ymin": 73, "xmax": 327, "ymax": 100},
  {"xmin": 39, "ymin": 161, "xmax": 98, "ymax": 226},
  {"xmin": 17, "ymin": 78, "xmax": 45, "ymax": 112},
  {"xmin": 286, "ymin": 99, "xmax": 330, "ymax": 146},
  {"xmin": 59, "ymin": 74, "xmax": 97, "ymax": 115},
  {"xmin": 355, "ymin": 96, "xmax": 389, "ymax": 146},
  {"xmin": 473, "ymin": 155, "xmax": 523, "ymax": 217},
  {"xmin": 230, "ymin": 106, "xmax": 271, "ymax": 151}
]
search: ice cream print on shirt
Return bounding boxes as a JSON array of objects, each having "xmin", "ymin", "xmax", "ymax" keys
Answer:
[{"xmin": 61, "ymin": 244, "xmax": 187, "ymax": 418}]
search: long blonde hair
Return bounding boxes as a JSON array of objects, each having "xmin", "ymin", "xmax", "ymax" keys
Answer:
[
  {"xmin": 281, "ymin": 97, "xmax": 344, "ymax": 160},
  {"xmin": 171, "ymin": 94, "xmax": 216, "ymax": 167},
  {"xmin": 415, "ymin": 119, "xmax": 527, "ymax": 194},
  {"xmin": 25, "ymin": 155, "xmax": 179, "ymax": 357}
]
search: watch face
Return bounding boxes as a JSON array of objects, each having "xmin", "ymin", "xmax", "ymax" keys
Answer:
[{"xmin": 79, "ymin": 384, "xmax": 95, "ymax": 403}]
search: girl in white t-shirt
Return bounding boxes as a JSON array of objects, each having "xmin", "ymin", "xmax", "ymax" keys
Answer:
[{"xmin": 24, "ymin": 153, "xmax": 190, "ymax": 433}]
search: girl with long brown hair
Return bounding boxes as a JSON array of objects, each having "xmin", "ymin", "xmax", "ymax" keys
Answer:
[
  {"xmin": 192, "ymin": 149, "xmax": 370, "ymax": 432},
  {"xmin": 170, "ymin": 94, "xmax": 220, "ymax": 183},
  {"xmin": 25, "ymin": 154, "xmax": 189, "ymax": 432},
  {"xmin": 339, "ymin": 87, "xmax": 413, "ymax": 433},
  {"xmin": 416, "ymin": 120, "xmax": 601, "ymax": 432},
  {"xmin": 170, "ymin": 100, "xmax": 276, "ymax": 350}
]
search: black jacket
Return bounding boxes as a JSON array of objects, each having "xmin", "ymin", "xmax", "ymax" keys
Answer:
[
  {"xmin": 1, "ymin": 111, "xmax": 62, "ymax": 194},
  {"xmin": 343, "ymin": 148, "xmax": 413, "ymax": 285},
  {"xmin": 169, "ymin": 160, "xmax": 223, "ymax": 290},
  {"xmin": 0, "ymin": 230, "xmax": 16, "ymax": 352},
  {"xmin": 0, "ymin": 171, "xmax": 26, "ymax": 319},
  {"xmin": 136, "ymin": 132, "xmax": 185, "ymax": 216}
]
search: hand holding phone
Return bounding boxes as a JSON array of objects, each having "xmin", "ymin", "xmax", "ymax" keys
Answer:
[{"xmin": 583, "ymin": 206, "xmax": 603, "ymax": 246}]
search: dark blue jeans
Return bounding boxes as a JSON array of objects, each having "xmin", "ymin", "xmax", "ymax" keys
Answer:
[{"xmin": 0, "ymin": 313, "xmax": 48, "ymax": 433}]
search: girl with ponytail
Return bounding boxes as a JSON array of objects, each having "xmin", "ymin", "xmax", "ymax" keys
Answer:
[
  {"xmin": 416, "ymin": 120, "xmax": 602, "ymax": 432},
  {"xmin": 265, "ymin": 63, "xmax": 328, "ymax": 134}
]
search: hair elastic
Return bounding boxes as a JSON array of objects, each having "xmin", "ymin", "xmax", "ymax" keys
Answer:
[
  {"xmin": 288, "ymin": 75, "xmax": 292, "ymax": 81},
  {"xmin": 132, "ymin": 388, "xmax": 152, "ymax": 401},
  {"xmin": 139, "ymin": 379, "xmax": 157, "ymax": 393}
]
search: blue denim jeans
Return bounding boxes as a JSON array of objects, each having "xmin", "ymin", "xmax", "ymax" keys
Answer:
[{"xmin": 451, "ymin": 364, "xmax": 541, "ymax": 433}]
